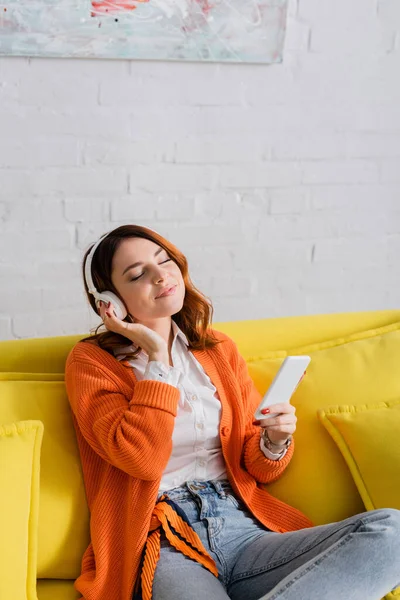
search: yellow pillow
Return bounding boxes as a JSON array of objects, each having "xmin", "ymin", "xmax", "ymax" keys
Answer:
[
  {"xmin": 318, "ymin": 402, "xmax": 400, "ymax": 600},
  {"xmin": 0, "ymin": 379, "xmax": 90, "ymax": 579},
  {"xmin": 0, "ymin": 420, "xmax": 43, "ymax": 600},
  {"xmin": 317, "ymin": 401, "xmax": 400, "ymax": 511},
  {"xmin": 247, "ymin": 321, "xmax": 400, "ymax": 525}
]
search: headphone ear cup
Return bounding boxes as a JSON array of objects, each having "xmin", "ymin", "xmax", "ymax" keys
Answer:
[{"xmin": 96, "ymin": 292, "xmax": 127, "ymax": 321}]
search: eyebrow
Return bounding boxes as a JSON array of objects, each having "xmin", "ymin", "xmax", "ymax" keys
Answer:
[{"xmin": 122, "ymin": 246, "xmax": 164, "ymax": 275}]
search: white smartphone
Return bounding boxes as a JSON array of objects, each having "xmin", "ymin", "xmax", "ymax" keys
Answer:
[{"xmin": 253, "ymin": 355, "xmax": 311, "ymax": 420}]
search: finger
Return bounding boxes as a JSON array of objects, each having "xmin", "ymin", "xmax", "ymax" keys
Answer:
[
  {"xmin": 99, "ymin": 302, "xmax": 107, "ymax": 321},
  {"xmin": 259, "ymin": 414, "xmax": 297, "ymax": 428},
  {"xmin": 98, "ymin": 301, "xmax": 107, "ymax": 320},
  {"xmin": 263, "ymin": 403, "xmax": 295, "ymax": 415},
  {"xmin": 98, "ymin": 301, "xmax": 113, "ymax": 319},
  {"xmin": 106, "ymin": 302, "xmax": 117, "ymax": 319},
  {"xmin": 98, "ymin": 302, "xmax": 113, "ymax": 323},
  {"xmin": 265, "ymin": 424, "xmax": 296, "ymax": 435}
]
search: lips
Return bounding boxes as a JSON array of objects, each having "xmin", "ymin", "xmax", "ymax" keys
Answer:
[{"xmin": 155, "ymin": 285, "xmax": 177, "ymax": 299}]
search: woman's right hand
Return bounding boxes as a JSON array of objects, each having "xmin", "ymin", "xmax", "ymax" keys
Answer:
[{"xmin": 98, "ymin": 301, "xmax": 169, "ymax": 361}]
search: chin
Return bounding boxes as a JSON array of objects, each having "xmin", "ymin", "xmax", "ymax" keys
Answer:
[{"xmin": 167, "ymin": 297, "xmax": 185, "ymax": 317}]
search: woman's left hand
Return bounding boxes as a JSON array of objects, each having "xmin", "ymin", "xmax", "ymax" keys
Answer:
[{"xmin": 253, "ymin": 403, "xmax": 297, "ymax": 445}]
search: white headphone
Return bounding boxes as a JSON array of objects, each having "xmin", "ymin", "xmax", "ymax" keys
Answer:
[{"xmin": 84, "ymin": 227, "xmax": 161, "ymax": 321}]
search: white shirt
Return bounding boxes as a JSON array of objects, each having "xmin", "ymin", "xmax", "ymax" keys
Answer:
[{"xmin": 114, "ymin": 320, "xmax": 286, "ymax": 493}]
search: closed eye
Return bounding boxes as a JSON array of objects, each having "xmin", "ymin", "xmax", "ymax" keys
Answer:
[{"xmin": 130, "ymin": 258, "xmax": 172, "ymax": 282}]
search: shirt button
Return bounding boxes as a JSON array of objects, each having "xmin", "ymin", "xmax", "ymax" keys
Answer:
[
  {"xmin": 198, "ymin": 460, "xmax": 206, "ymax": 467},
  {"xmin": 221, "ymin": 426, "xmax": 230, "ymax": 436},
  {"xmin": 196, "ymin": 422, "xmax": 204, "ymax": 430},
  {"xmin": 191, "ymin": 395, "xmax": 197, "ymax": 401}
]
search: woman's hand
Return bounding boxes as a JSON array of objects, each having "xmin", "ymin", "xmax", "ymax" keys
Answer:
[
  {"xmin": 253, "ymin": 402, "xmax": 297, "ymax": 446},
  {"xmin": 98, "ymin": 301, "xmax": 168, "ymax": 358}
]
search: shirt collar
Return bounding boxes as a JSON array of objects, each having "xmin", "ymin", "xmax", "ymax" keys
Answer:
[{"xmin": 171, "ymin": 319, "xmax": 189, "ymax": 347}]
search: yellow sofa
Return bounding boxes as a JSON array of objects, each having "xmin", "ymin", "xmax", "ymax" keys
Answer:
[{"xmin": 1, "ymin": 309, "xmax": 400, "ymax": 600}]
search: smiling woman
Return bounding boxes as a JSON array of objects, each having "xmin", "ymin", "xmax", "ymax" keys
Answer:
[
  {"xmin": 79, "ymin": 224, "xmax": 221, "ymax": 361},
  {"xmin": 64, "ymin": 222, "xmax": 400, "ymax": 600}
]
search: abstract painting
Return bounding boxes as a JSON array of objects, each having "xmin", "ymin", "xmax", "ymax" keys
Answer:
[{"xmin": 0, "ymin": 0, "xmax": 288, "ymax": 63}]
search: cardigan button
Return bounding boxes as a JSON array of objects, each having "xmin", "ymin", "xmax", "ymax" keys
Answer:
[{"xmin": 221, "ymin": 426, "xmax": 230, "ymax": 436}]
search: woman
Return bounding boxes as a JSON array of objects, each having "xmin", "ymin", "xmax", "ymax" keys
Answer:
[{"xmin": 65, "ymin": 224, "xmax": 400, "ymax": 600}]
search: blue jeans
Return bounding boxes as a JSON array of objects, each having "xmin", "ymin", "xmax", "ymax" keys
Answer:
[{"xmin": 151, "ymin": 480, "xmax": 400, "ymax": 600}]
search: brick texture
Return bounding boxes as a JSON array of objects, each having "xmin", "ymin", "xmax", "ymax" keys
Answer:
[{"xmin": 0, "ymin": 0, "xmax": 399, "ymax": 339}]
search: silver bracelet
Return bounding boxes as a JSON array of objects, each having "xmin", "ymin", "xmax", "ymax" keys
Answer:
[{"xmin": 261, "ymin": 428, "xmax": 292, "ymax": 454}]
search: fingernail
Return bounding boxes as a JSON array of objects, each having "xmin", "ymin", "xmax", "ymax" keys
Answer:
[
  {"xmin": 106, "ymin": 311, "xmax": 111, "ymax": 317},
  {"xmin": 252, "ymin": 420, "xmax": 261, "ymax": 426},
  {"xmin": 261, "ymin": 408, "xmax": 270, "ymax": 415},
  {"xmin": 107, "ymin": 301, "xmax": 111, "ymax": 308}
]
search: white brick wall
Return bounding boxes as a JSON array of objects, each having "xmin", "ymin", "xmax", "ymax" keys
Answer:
[{"xmin": 1, "ymin": 0, "xmax": 400, "ymax": 340}]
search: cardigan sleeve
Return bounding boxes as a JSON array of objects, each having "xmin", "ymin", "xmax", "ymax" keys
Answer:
[
  {"xmin": 230, "ymin": 339, "xmax": 295, "ymax": 484},
  {"xmin": 260, "ymin": 436, "xmax": 288, "ymax": 461},
  {"xmin": 65, "ymin": 351, "xmax": 180, "ymax": 481}
]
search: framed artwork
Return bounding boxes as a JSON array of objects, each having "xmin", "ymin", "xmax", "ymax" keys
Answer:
[{"xmin": 0, "ymin": 0, "xmax": 288, "ymax": 63}]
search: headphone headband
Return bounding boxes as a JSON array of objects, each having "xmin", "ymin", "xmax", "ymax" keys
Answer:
[{"xmin": 84, "ymin": 232, "xmax": 109, "ymax": 296}]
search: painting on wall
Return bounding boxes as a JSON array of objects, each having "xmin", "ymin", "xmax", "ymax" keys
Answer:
[{"xmin": 0, "ymin": 0, "xmax": 288, "ymax": 63}]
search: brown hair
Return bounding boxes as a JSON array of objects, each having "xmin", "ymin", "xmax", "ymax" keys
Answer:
[{"xmin": 80, "ymin": 224, "xmax": 222, "ymax": 360}]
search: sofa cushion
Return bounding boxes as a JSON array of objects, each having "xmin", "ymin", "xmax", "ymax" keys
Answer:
[
  {"xmin": 247, "ymin": 321, "xmax": 400, "ymax": 525},
  {"xmin": 0, "ymin": 378, "xmax": 90, "ymax": 579},
  {"xmin": 215, "ymin": 310, "xmax": 400, "ymax": 359},
  {"xmin": 37, "ymin": 579, "xmax": 81, "ymax": 600},
  {"xmin": 0, "ymin": 420, "xmax": 43, "ymax": 600},
  {"xmin": 319, "ymin": 400, "xmax": 400, "ymax": 600},
  {"xmin": 317, "ymin": 401, "xmax": 400, "ymax": 511}
]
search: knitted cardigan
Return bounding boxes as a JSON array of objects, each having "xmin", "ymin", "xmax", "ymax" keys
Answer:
[{"xmin": 64, "ymin": 328, "xmax": 313, "ymax": 600}]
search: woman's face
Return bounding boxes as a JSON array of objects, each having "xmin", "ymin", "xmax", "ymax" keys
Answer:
[{"xmin": 110, "ymin": 237, "xmax": 185, "ymax": 322}]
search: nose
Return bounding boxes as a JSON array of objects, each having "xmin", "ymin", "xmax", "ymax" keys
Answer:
[{"xmin": 153, "ymin": 265, "xmax": 167, "ymax": 283}]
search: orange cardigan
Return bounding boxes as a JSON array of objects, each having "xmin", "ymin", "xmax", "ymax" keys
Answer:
[{"xmin": 65, "ymin": 329, "xmax": 313, "ymax": 600}]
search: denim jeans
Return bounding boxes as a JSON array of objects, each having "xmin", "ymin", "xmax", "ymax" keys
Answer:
[{"xmin": 151, "ymin": 479, "xmax": 400, "ymax": 600}]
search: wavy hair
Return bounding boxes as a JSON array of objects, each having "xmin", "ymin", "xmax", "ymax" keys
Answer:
[{"xmin": 80, "ymin": 224, "xmax": 222, "ymax": 360}]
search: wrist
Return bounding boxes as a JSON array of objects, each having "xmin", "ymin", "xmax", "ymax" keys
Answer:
[
  {"xmin": 261, "ymin": 428, "xmax": 292, "ymax": 452},
  {"xmin": 148, "ymin": 352, "xmax": 169, "ymax": 367}
]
